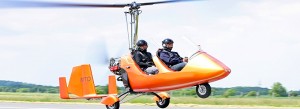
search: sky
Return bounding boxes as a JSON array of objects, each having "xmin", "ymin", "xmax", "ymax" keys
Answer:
[{"xmin": 0, "ymin": 0, "xmax": 300, "ymax": 90}]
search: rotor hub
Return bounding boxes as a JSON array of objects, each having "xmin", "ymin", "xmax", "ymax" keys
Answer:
[{"xmin": 129, "ymin": 2, "xmax": 140, "ymax": 10}]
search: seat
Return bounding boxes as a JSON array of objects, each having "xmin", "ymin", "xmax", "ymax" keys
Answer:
[
  {"xmin": 156, "ymin": 48, "xmax": 163, "ymax": 57},
  {"xmin": 153, "ymin": 49, "xmax": 174, "ymax": 73},
  {"xmin": 129, "ymin": 52, "xmax": 149, "ymax": 75}
]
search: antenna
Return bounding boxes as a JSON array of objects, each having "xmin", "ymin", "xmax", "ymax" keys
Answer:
[{"xmin": 181, "ymin": 36, "xmax": 203, "ymax": 51}]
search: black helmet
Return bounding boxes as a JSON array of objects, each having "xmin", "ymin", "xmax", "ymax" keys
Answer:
[
  {"xmin": 162, "ymin": 38, "xmax": 174, "ymax": 50},
  {"xmin": 162, "ymin": 38, "xmax": 174, "ymax": 45},
  {"xmin": 136, "ymin": 40, "xmax": 148, "ymax": 46}
]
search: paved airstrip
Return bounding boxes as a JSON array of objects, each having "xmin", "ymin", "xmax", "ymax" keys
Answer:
[{"xmin": 0, "ymin": 102, "xmax": 299, "ymax": 109}]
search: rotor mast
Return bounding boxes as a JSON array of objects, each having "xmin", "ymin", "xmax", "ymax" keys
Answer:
[{"xmin": 126, "ymin": 2, "xmax": 141, "ymax": 52}]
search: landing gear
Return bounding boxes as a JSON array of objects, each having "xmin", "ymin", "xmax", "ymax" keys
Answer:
[
  {"xmin": 156, "ymin": 98, "xmax": 170, "ymax": 108},
  {"xmin": 196, "ymin": 83, "xmax": 211, "ymax": 98},
  {"xmin": 151, "ymin": 92, "xmax": 171, "ymax": 108},
  {"xmin": 105, "ymin": 101, "xmax": 120, "ymax": 109}
]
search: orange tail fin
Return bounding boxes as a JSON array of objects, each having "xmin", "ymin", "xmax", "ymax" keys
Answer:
[
  {"xmin": 108, "ymin": 75, "xmax": 117, "ymax": 95},
  {"xmin": 59, "ymin": 77, "xmax": 69, "ymax": 99},
  {"xmin": 67, "ymin": 64, "xmax": 96, "ymax": 97}
]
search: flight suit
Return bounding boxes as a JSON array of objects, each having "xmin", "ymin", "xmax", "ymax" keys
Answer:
[
  {"xmin": 133, "ymin": 50, "xmax": 158, "ymax": 75},
  {"xmin": 159, "ymin": 49, "xmax": 186, "ymax": 71}
]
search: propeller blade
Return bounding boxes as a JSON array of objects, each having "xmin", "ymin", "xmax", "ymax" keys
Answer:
[
  {"xmin": 86, "ymin": 40, "xmax": 110, "ymax": 65},
  {"xmin": 0, "ymin": 0, "xmax": 128, "ymax": 8},
  {"xmin": 140, "ymin": 0, "xmax": 202, "ymax": 6}
]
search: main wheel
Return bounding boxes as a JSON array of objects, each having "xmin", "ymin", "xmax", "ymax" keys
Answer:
[
  {"xmin": 105, "ymin": 101, "xmax": 120, "ymax": 109},
  {"xmin": 196, "ymin": 83, "xmax": 211, "ymax": 98},
  {"xmin": 156, "ymin": 98, "xmax": 170, "ymax": 108}
]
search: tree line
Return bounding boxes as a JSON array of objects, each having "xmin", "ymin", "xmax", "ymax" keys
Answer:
[
  {"xmin": 0, "ymin": 80, "xmax": 299, "ymax": 97},
  {"xmin": 0, "ymin": 80, "xmax": 58, "ymax": 93}
]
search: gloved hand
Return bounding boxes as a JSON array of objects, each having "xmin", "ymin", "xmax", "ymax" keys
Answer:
[{"xmin": 183, "ymin": 57, "xmax": 188, "ymax": 62}]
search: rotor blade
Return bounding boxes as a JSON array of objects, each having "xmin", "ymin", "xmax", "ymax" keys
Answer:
[
  {"xmin": 140, "ymin": 0, "xmax": 202, "ymax": 6},
  {"xmin": 0, "ymin": 0, "xmax": 129, "ymax": 8}
]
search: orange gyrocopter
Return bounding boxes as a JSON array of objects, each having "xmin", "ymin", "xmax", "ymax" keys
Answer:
[{"xmin": 3, "ymin": 0, "xmax": 231, "ymax": 109}]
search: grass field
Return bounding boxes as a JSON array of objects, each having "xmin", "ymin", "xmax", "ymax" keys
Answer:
[{"xmin": 0, "ymin": 92, "xmax": 300, "ymax": 107}]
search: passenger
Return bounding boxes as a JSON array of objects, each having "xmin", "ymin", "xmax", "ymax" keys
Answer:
[
  {"xmin": 133, "ymin": 40, "xmax": 158, "ymax": 75},
  {"xmin": 159, "ymin": 38, "xmax": 188, "ymax": 71}
]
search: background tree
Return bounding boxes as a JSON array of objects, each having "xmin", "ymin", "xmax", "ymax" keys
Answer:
[
  {"xmin": 246, "ymin": 91, "xmax": 257, "ymax": 97},
  {"xmin": 96, "ymin": 85, "xmax": 108, "ymax": 94},
  {"xmin": 211, "ymin": 88, "xmax": 216, "ymax": 96},
  {"xmin": 223, "ymin": 89, "xmax": 236, "ymax": 98},
  {"xmin": 47, "ymin": 88, "xmax": 58, "ymax": 93},
  {"xmin": 269, "ymin": 82, "xmax": 288, "ymax": 97},
  {"xmin": 289, "ymin": 91, "xmax": 298, "ymax": 97},
  {"xmin": 16, "ymin": 88, "xmax": 30, "ymax": 93}
]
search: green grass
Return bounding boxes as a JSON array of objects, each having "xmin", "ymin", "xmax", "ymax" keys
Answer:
[
  {"xmin": 0, "ymin": 92, "xmax": 93, "ymax": 103},
  {"xmin": 1, "ymin": 92, "xmax": 300, "ymax": 107}
]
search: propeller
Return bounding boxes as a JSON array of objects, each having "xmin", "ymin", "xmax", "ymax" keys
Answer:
[{"xmin": 1, "ymin": 0, "xmax": 201, "ymax": 8}]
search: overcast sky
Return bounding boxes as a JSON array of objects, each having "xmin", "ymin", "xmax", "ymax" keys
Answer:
[{"xmin": 0, "ymin": 0, "xmax": 299, "ymax": 91}]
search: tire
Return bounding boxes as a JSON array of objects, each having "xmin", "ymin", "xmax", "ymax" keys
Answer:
[
  {"xmin": 105, "ymin": 101, "xmax": 120, "ymax": 109},
  {"xmin": 156, "ymin": 98, "xmax": 170, "ymax": 108},
  {"xmin": 196, "ymin": 83, "xmax": 211, "ymax": 98}
]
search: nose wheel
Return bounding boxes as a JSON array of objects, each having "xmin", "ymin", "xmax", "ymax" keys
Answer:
[
  {"xmin": 156, "ymin": 98, "xmax": 170, "ymax": 108},
  {"xmin": 196, "ymin": 83, "xmax": 211, "ymax": 98}
]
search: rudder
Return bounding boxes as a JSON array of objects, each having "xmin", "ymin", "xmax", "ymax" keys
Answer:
[
  {"xmin": 59, "ymin": 77, "xmax": 69, "ymax": 99},
  {"xmin": 68, "ymin": 64, "xmax": 96, "ymax": 97}
]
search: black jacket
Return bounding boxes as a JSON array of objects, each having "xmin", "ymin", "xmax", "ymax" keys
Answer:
[{"xmin": 133, "ymin": 50, "xmax": 154, "ymax": 70}]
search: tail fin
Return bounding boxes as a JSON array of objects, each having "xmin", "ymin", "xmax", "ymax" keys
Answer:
[
  {"xmin": 59, "ymin": 77, "xmax": 69, "ymax": 99},
  {"xmin": 108, "ymin": 75, "xmax": 117, "ymax": 95},
  {"xmin": 68, "ymin": 64, "xmax": 96, "ymax": 97}
]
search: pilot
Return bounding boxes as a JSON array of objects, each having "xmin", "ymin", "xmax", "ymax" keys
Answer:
[
  {"xmin": 159, "ymin": 38, "xmax": 188, "ymax": 71},
  {"xmin": 133, "ymin": 40, "xmax": 158, "ymax": 75}
]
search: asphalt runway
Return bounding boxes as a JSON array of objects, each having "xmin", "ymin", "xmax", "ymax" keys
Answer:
[{"xmin": 0, "ymin": 102, "xmax": 299, "ymax": 109}]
